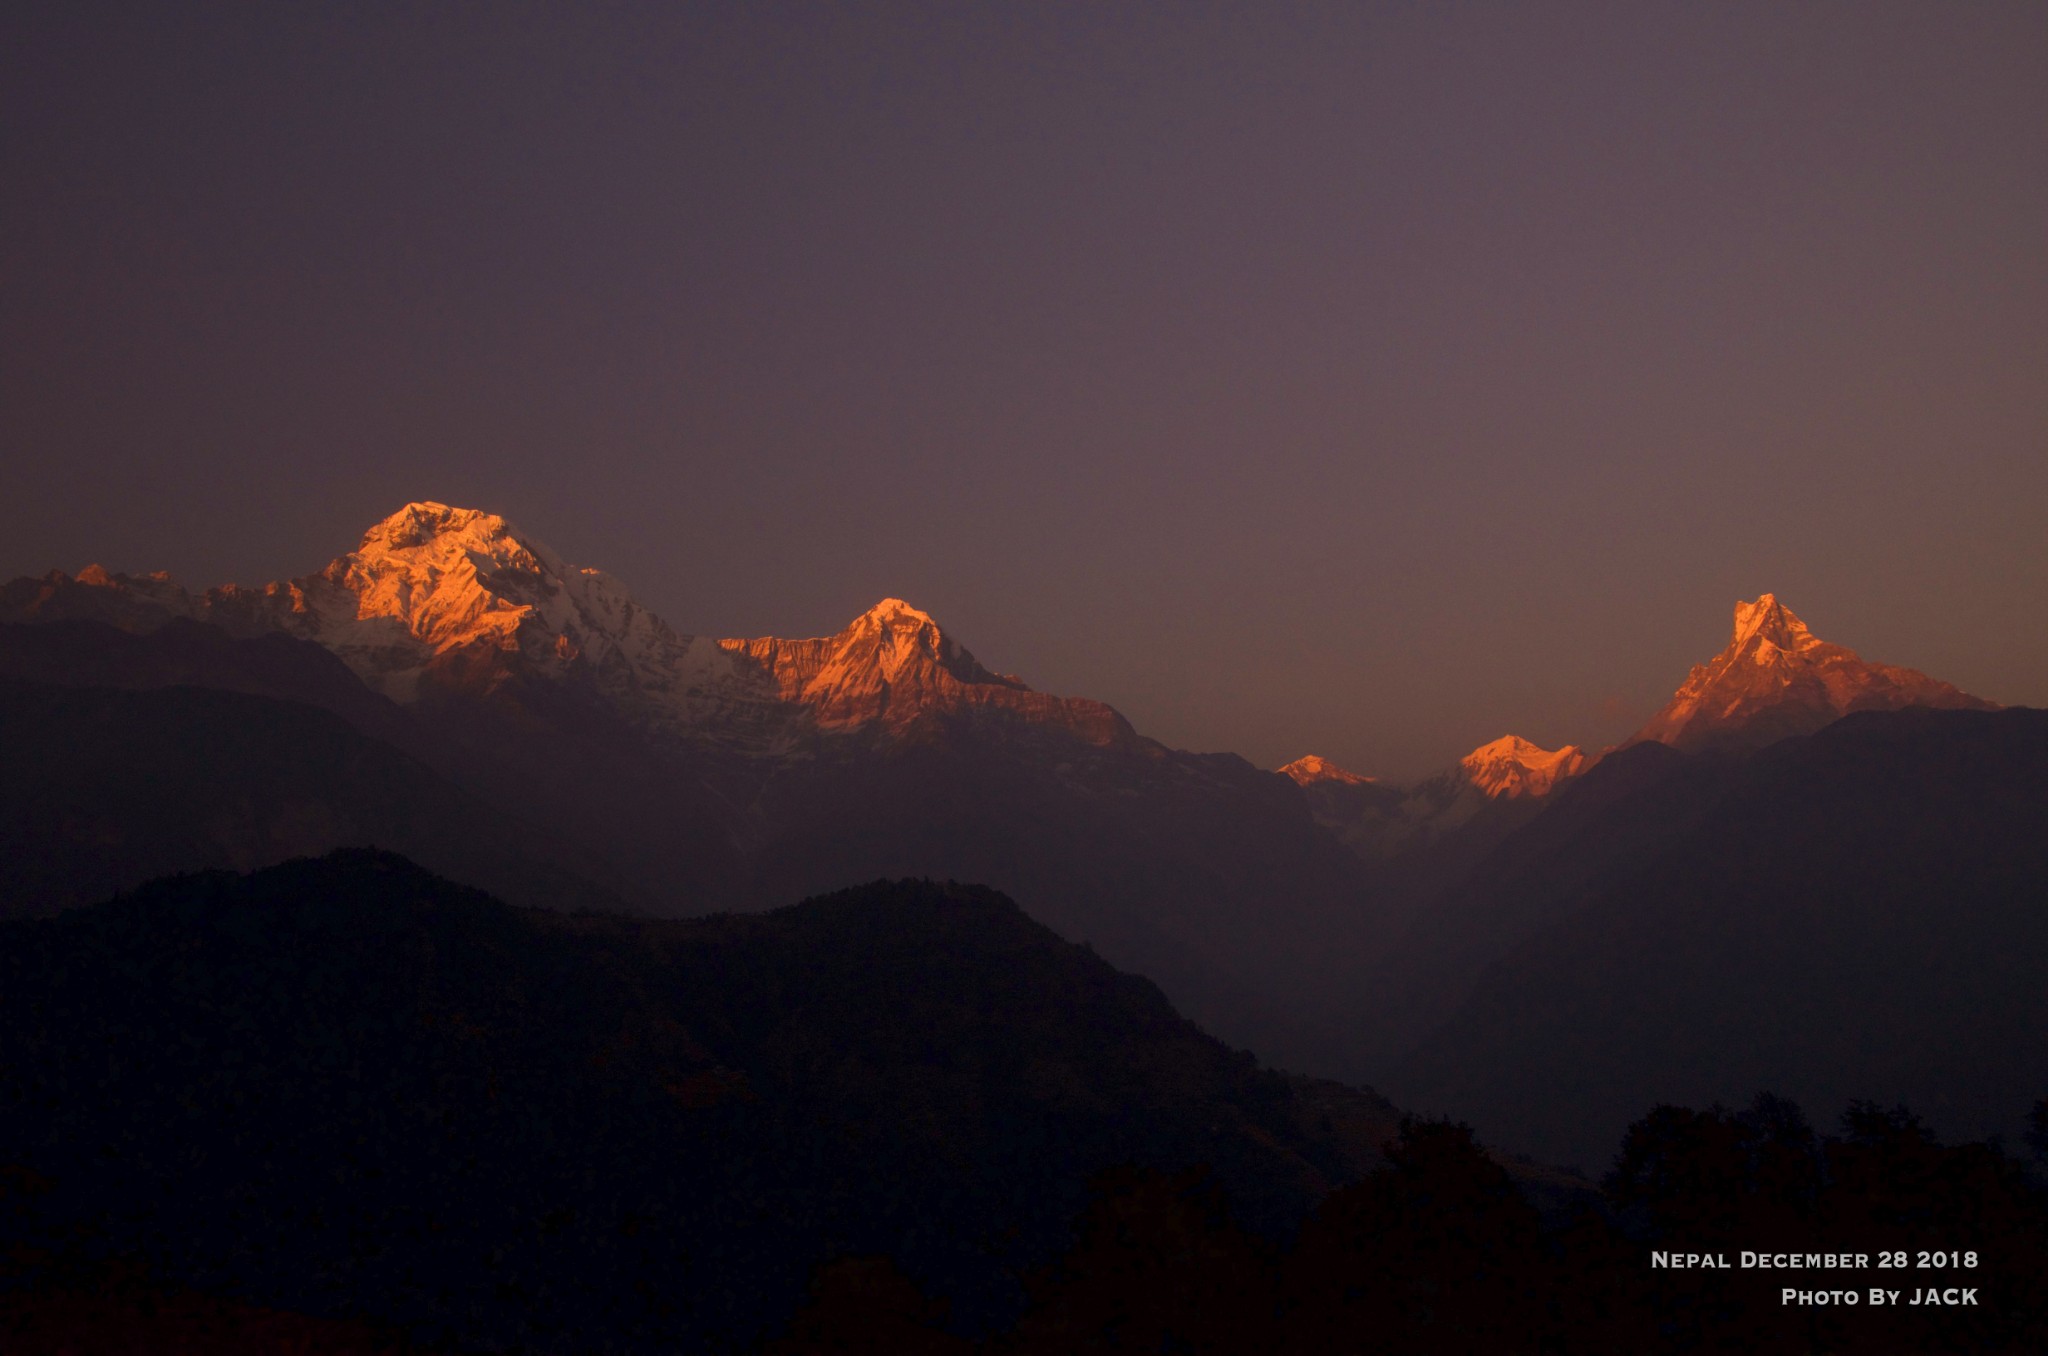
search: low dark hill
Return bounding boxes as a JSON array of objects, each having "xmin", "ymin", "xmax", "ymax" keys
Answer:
[
  {"xmin": 0, "ymin": 619, "xmax": 1366, "ymax": 1070},
  {"xmin": 736, "ymin": 730, "xmax": 1372, "ymax": 1071},
  {"xmin": 0, "ymin": 853, "xmax": 1400, "ymax": 1353},
  {"xmin": 0, "ymin": 679, "xmax": 626, "ymax": 917},
  {"xmin": 1393, "ymin": 707, "xmax": 2048, "ymax": 1168},
  {"xmin": 0, "ymin": 617, "xmax": 415, "ymax": 745}
]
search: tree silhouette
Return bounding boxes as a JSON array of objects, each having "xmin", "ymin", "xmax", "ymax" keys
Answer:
[
  {"xmin": 763, "ymin": 1256, "xmax": 971, "ymax": 1356},
  {"xmin": 1279, "ymin": 1119, "xmax": 1552, "ymax": 1354},
  {"xmin": 999, "ymin": 1166, "xmax": 1273, "ymax": 1354}
]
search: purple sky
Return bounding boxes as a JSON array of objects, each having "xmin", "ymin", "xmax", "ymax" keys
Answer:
[{"xmin": 5, "ymin": 2, "xmax": 2044, "ymax": 777}]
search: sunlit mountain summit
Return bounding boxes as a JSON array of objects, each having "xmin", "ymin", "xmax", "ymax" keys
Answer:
[
  {"xmin": 721, "ymin": 596, "xmax": 1135, "ymax": 745},
  {"xmin": 1272, "ymin": 592, "xmax": 1994, "ymax": 864},
  {"xmin": 1277, "ymin": 733, "xmax": 1594, "ymax": 862},
  {"xmin": 1456, "ymin": 735, "xmax": 1593, "ymax": 800},
  {"xmin": 1627, "ymin": 593, "xmax": 1994, "ymax": 754},
  {"xmin": 6, "ymin": 514, "xmax": 1999, "ymax": 777},
  {"xmin": 1278, "ymin": 754, "xmax": 1375, "ymax": 787},
  {"xmin": 1284, "ymin": 736, "xmax": 1589, "ymax": 805}
]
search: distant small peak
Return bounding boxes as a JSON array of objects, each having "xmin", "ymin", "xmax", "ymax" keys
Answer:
[
  {"xmin": 1729, "ymin": 593, "xmax": 1819, "ymax": 653},
  {"xmin": 1460, "ymin": 735, "xmax": 1589, "ymax": 798},
  {"xmin": 1278, "ymin": 755, "xmax": 1374, "ymax": 786},
  {"xmin": 76, "ymin": 563, "xmax": 115, "ymax": 586},
  {"xmin": 1460, "ymin": 734, "xmax": 1584, "ymax": 774},
  {"xmin": 1462, "ymin": 734, "xmax": 1550, "ymax": 762}
]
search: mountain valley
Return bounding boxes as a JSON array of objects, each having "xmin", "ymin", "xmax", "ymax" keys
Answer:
[{"xmin": 1, "ymin": 503, "xmax": 2035, "ymax": 1168}]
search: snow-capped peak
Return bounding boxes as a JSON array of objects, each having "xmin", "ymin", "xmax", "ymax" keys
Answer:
[
  {"xmin": 1729, "ymin": 593, "xmax": 1820, "ymax": 656},
  {"xmin": 1278, "ymin": 755, "xmax": 1374, "ymax": 786},
  {"xmin": 359, "ymin": 501, "xmax": 518, "ymax": 554},
  {"xmin": 720, "ymin": 599, "xmax": 1133, "ymax": 744},
  {"xmin": 264, "ymin": 501, "xmax": 647, "ymax": 679},
  {"xmin": 170, "ymin": 502, "xmax": 785, "ymax": 734},
  {"xmin": 1458, "ymin": 735, "xmax": 1591, "ymax": 799},
  {"xmin": 858, "ymin": 597, "xmax": 936, "ymax": 627}
]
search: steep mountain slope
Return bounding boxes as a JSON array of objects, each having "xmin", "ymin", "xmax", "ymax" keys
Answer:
[
  {"xmin": 0, "ymin": 678, "xmax": 626, "ymax": 918},
  {"xmin": 0, "ymin": 852, "xmax": 1403, "ymax": 1352},
  {"xmin": 1390, "ymin": 706, "xmax": 2048, "ymax": 1168},
  {"xmin": 1629, "ymin": 593, "xmax": 1994, "ymax": 753}
]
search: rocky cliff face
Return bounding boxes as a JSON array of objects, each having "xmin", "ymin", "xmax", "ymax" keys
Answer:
[{"xmin": 1628, "ymin": 593, "xmax": 1994, "ymax": 754}]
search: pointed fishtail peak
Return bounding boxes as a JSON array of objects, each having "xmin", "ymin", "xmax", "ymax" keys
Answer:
[
  {"xmin": 1458, "ymin": 735, "xmax": 1592, "ymax": 799},
  {"xmin": 1629, "ymin": 593, "xmax": 1997, "ymax": 754},
  {"xmin": 1278, "ymin": 755, "xmax": 1375, "ymax": 787},
  {"xmin": 1730, "ymin": 593, "xmax": 1821, "ymax": 657}
]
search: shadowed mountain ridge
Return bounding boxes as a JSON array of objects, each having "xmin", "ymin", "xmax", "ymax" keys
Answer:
[{"xmin": 0, "ymin": 851, "xmax": 1404, "ymax": 1352}]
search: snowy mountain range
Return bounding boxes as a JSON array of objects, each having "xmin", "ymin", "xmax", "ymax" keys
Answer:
[
  {"xmin": 2, "ymin": 502, "xmax": 1137, "ymax": 757},
  {"xmin": 4, "ymin": 504, "xmax": 1994, "ymax": 787}
]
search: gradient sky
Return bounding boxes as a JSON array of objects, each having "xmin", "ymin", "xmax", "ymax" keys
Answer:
[{"xmin": 5, "ymin": 2, "xmax": 2044, "ymax": 777}]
